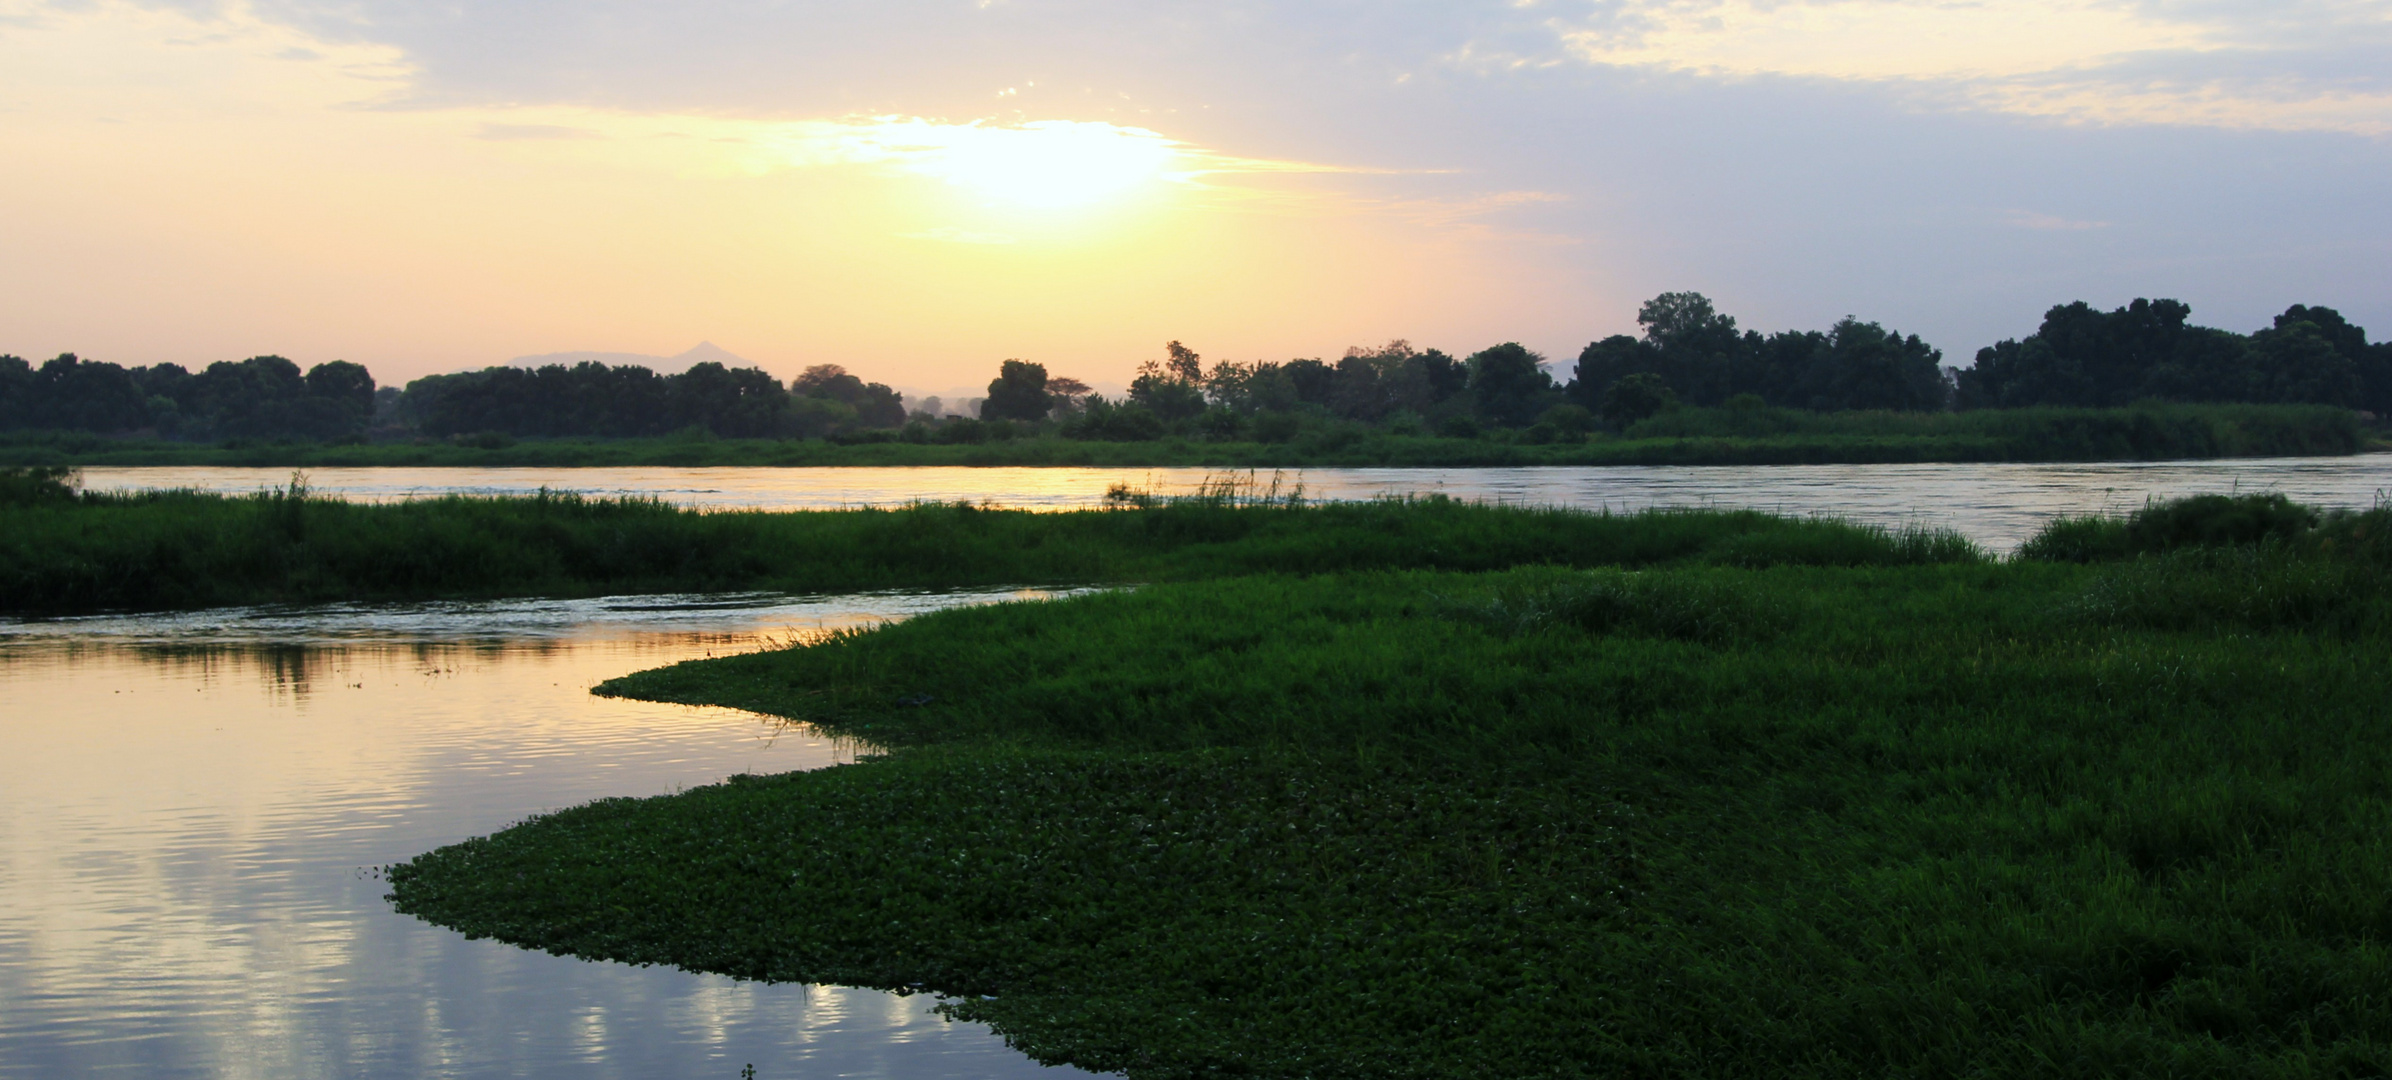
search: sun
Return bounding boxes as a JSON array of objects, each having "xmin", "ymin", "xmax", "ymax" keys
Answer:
[{"xmin": 879, "ymin": 119, "xmax": 1181, "ymax": 211}]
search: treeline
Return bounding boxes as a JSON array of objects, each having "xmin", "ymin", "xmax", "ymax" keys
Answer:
[
  {"xmin": 395, "ymin": 362, "xmax": 907, "ymax": 439},
  {"xmin": 5, "ymin": 293, "xmax": 2385, "ymax": 445},
  {"xmin": 947, "ymin": 293, "xmax": 2386, "ymax": 444},
  {"xmin": 0, "ymin": 354, "xmax": 374, "ymax": 442}
]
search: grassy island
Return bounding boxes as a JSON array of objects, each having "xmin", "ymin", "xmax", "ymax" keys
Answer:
[
  {"xmin": 383, "ymin": 493, "xmax": 2392, "ymax": 1078},
  {"xmin": 0, "ymin": 402, "xmax": 2371, "ymax": 469},
  {"xmin": 0, "ymin": 469, "xmax": 1970, "ymax": 615}
]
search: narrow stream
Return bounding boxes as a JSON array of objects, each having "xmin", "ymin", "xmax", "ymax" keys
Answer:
[{"xmin": 0, "ymin": 590, "xmax": 1104, "ymax": 1079}]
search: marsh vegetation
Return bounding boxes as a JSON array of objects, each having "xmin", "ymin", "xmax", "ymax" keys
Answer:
[
  {"xmin": 382, "ymin": 492, "xmax": 2392, "ymax": 1078},
  {"xmin": 0, "ymin": 469, "xmax": 1974, "ymax": 614}
]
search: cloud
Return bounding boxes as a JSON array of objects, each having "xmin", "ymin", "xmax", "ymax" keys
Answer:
[{"xmin": 1536, "ymin": 0, "xmax": 2392, "ymax": 135}]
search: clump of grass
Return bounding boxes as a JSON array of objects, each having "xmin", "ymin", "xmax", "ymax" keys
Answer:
[
  {"xmin": 2019, "ymin": 492, "xmax": 2339, "ymax": 562},
  {"xmin": 393, "ymin": 549, "xmax": 2392, "ymax": 1078},
  {"xmin": 1706, "ymin": 518, "xmax": 1984, "ymax": 568}
]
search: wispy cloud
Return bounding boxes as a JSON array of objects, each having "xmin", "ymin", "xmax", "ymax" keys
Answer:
[{"xmin": 1535, "ymin": 0, "xmax": 2392, "ymax": 134}]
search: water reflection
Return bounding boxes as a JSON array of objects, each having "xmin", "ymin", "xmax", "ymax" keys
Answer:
[
  {"xmin": 76, "ymin": 457, "xmax": 2392, "ymax": 553},
  {"xmin": 0, "ymin": 590, "xmax": 1102, "ymax": 1079}
]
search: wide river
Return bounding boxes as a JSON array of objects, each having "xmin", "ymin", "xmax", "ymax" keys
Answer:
[
  {"xmin": 0, "ymin": 590, "xmax": 1106, "ymax": 1079},
  {"xmin": 76, "ymin": 456, "xmax": 2392, "ymax": 553},
  {"xmin": 12, "ymin": 456, "xmax": 2388, "ymax": 1077}
]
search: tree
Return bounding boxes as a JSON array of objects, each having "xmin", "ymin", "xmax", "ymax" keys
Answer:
[
  {"xmin": 670, "ymin": 362, "xmax": 790, "ymax": 437},
  {"xmin": 0, "ymin": 355, "xmax": 32, "ymax": 430},
  {"xmin": 30, "ymin": 354, "xmax": 149, "ymax": 432},
  {"xmin": 1129, "ymin": 343, "xmax": 1206, "ymax": 421},
  {"xmin": 1281, "ymin": 359, "xmax": 1336, "ymax": 408},
  {"xmin": 1600, "ymin": 373, "xmax": 1676, "ymax": 428},
  {"xmin": 793, "ymin": 364, "xmax": 904, "ymax": 429},
  {"xmin": 1569, "ymin": 335, "xmax": 1658, "ymax": 411},
  {"xmin": 1328, "ymin": 341, "xmax": 1435, "ymax": 421},
  {"xmin": 982, "ymin": 360, "xmax": 1052, "ymax": 422},
  {"xmin": 1637, "ymin": 292, "xmax": 1746, "ymax": 405},
  {"xmin": 1467, "ymin": 342, "xmax": 1556, "ymax": 426},
  {"xmin": 1801, "ymin": 319, "xmax": 1950, "ymax": 411},
  {"xmin": 2247, "ymin": 319, "xmax": 2362, "ymax": 407},
  {"xmin": 1061, "ymin": 395, "xmax": 1164, "ymax": 440},
  {"xmin": 1954, "ymin": 298, "xmax": 2375, "ymax": 409}
]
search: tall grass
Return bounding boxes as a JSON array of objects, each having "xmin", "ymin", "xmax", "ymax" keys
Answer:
[{"xmin": 0, "ymin": 479, "xmax": 1980, "ymax": 613}]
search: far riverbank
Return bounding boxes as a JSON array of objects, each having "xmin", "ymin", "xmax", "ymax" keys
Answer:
[{"xmin": 0, "ymin": 403, "xmax": 2372, "ymax": 469}]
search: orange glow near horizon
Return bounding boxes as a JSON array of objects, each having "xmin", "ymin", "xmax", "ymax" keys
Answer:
[
  {"xmin": 0, "ymin": 2, "xmax": 1593, "ymax": 392},
  {"xmin": 3, "ymin": 0, "xmax": 2381, "ymax": 391}
]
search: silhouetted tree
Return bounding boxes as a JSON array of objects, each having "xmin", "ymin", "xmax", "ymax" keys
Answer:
[
  {"xmin": 1601, "ymin": 372, "xmax": 1676, "ymax": 428},
  {"xmin": 0, "ymin": 356, "xmax": 31, "ymax": 430},
  {"xmin": 671, "ymin": 361, "xmax": 790, "ymax": 437},
  {"xmin": 793, "ymin": 364, "xmax": 905, "ymax": 429},
  {"xmin": 1467, "ymin": 342, "xmax": 1557, "ymax": 426},
  {"xmin": 1129, "ymin": 343, "xmax": 1208, "ymax": 421},
  {"xmin": 33, "ymin": 354, "xmax": 149, "ymax": 432},
  {"xmin": 1569, "ymin": 335, "xmax": 1658, "ymax": 411},
  {"xmin": 1955, "ymin": 298, "xmax": 2370, "ymax": 409},
  {"xmin": 982, "ymin": 359, "xmax": 1053, "ymax": 422},
  {"xmin": 1282, "ymin": 358, "xmax": 1336, "ymax": 408},
  {"xmin": 1636, "ymin": 292, "xmax": 1746, "ymax": 405},
  {"xmin": 1794, "ymin": 319, "xmax": 1951, "ymax": 411}
]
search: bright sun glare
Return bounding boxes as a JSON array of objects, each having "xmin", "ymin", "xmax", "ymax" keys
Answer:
[{"xmin": 879, "ymin": 120, "xmax": 1181, "ymax": 211}]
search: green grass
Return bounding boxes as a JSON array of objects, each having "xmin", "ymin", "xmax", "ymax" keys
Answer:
[
  {"xmin": 0, "ymin": 479, "xmax": 1975, "ymax": 614},
  {"xmin": 386, "ymin": 499, "xmax": 2392, "ymax": 1078},
  {"xmin": 0, "ymin": 402, "xmax": 2364, "ymax": 466}
]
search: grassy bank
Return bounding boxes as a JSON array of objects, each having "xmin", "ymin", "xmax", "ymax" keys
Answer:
[
  {"xmin": 386, "ymin": 497, "xmax": 2392, "ymax": 1078},
  {"xmin": 0, "ymin": 477, "xmax": 1969, "ymax": 614},
  {"xmin": 0, "ymin": 402, "xmax": 2365, "ymax": 467}
]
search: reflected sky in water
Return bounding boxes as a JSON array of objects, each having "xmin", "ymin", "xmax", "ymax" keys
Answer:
[
  {"xmin": 0, "ymin": 590, "xmax": 1104, "ymax": 1079},
  {"xmin": 76, "ymin": 457, "xmax": 2392, "ymax": 553}
]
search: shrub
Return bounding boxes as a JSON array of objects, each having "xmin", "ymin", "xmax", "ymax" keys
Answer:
[{"xmin": 0, "ymin": 465, "xmax": 77, "ymax": 506}]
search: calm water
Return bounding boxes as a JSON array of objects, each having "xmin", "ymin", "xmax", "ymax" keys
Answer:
[
  {"xmin": 0, "ymin": 590, "xmax": 1106, "ymax": 1079},
  {"xmin": 77, "ymin": 457, "xmax": 2392, "ymax": 552}
]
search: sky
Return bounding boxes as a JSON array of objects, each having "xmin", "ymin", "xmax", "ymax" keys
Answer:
[{"xmin": 2, "ymin": 0, "xmax": 2387, "ymax": 393}]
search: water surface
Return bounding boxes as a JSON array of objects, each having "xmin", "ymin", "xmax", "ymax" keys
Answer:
[
  {"xmin": 76, "ymin": 457, "xmax": 2391, "ymax": 552},
  {"xmin": 0, "ymin": 590, "xmax": 1104, "ymax": 1079}
]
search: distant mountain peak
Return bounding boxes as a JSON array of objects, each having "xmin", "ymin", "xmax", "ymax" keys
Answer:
[
  {"xmin": 508, "ymin": 341, "xmax": 748, "ymax": 374},
  {"xmin": 671, "ymin": 341, "xmax": 746, "ymax": 367}
]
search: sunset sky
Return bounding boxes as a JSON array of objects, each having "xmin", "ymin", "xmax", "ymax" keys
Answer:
[{"xmin": 3, "ymin": 0, "xmax": 2387, "ymax": 392}]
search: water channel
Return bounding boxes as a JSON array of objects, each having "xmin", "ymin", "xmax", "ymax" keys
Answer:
[
  {"xmin": 0, "ymin": 590, "xmax": 1104, "ymax": 1079},
  {"xmin": 11, "ymin": 456, "xmax": 2390, "ymax": 1076}
]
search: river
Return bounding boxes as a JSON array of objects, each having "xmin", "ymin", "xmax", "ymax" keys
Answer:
[
  {"xmin": 0, "ymin": 590, "xmax": 1104, "ymax": 1079},
  {"xmin": 73, "ymin": 456, "xmax": 2392, "ymax": 553}
]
